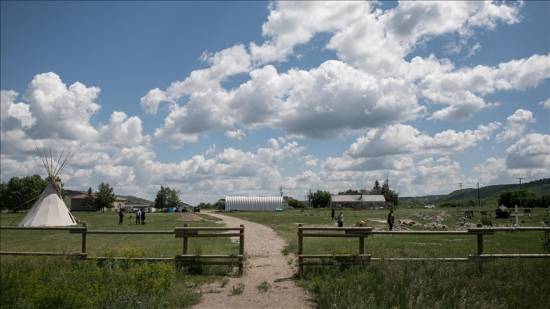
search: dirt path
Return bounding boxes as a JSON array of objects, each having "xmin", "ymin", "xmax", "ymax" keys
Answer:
[{"xmin": 193, "ymin": 211, "xmax": 313, "ymax": 309}]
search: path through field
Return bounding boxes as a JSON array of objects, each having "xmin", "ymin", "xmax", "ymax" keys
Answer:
[{"xmin": 193, "ymin": 211, "xmax": 313, "ymax": 309}]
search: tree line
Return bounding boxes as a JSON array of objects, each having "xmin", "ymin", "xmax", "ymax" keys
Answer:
[
  {"xmin": 0, "ymin": 175, "xmax": 116, "ymax": 212},
  {"xmin": 498, "ymin": 189, "xmax": 550, "ymax": 208}
]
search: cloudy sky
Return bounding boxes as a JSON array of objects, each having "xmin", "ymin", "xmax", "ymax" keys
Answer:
[{"xmin": 1, "ymin": 1, "xmax": 549, "ymax": 203}]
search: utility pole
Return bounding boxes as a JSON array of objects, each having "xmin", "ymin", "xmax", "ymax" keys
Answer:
[
  {"xmin": 458, "ymin": 182, "xmax": 463, "ymax": 191},
  {"xmin": 517, "ymin": 177, "xmax": 525, "ymax": 211},
  {"xmin": 477, "ymin": 182, "xmax": 481, "ymax": 207}
]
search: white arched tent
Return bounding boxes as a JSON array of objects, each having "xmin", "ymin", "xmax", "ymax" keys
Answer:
[
  {"xmin": 225, "ymin": 196, "xmax": 287, "ymax": 211},
  {"xmin": 18, "ymin": 150, "xmax": 77, "ymax": 227}
]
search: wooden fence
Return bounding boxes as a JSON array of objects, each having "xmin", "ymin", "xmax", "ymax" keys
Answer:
[
  {"xmin": 297, "ymin": 224, "xmax": 550, "ymax": 276},
  {"xmin": 0, "ymin": 224, "xmax": 245, "ymax": 274}
]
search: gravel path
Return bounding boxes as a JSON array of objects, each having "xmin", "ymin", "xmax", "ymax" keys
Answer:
[{"xmin": 193, "ymin": 211, "xmax": 313, "ymax": 309}]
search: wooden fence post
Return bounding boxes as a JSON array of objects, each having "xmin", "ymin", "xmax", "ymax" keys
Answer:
[
  {"xmin": 477, "ymin": 233, "xmax": 484, "ymax": 256},
  {"xmin": 298, "ymin": 224, "xmax": 303, "ymax": 277},
  {"xmin": 359, "ymin": 236, "xmax": 365, "ymax": 255},
  {"xmin": 81, "ymin": 227, "xmax": 87, "ymax": 255},
  {"xmin": 476, "ymin": 232, "xmax": 484, "ymax": 273},
  {"xmin": 239, "ymin": 224, "xmax": 244, "ymax": 275},
  {"xmin": 183, "ymin": 224, "xmax": 188, "ymax": 255}
]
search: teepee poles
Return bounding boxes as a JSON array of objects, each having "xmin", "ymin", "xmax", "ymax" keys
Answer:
[{"xmin": 35, "ymin": 147, "xmax": 73, "ymax": 196}]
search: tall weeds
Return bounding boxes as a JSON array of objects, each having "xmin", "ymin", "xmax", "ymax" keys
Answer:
[
  {"xmin": 301, "ymin": 260, "xmax": 550, "ymax": 309},
  {"xmin": 0, "ymin": 256, "xmax": 202, "ymax": 308}
]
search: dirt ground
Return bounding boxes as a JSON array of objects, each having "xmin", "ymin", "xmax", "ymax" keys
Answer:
[
  {"xmin": 176, "ymin": 212, "xmax": 203, "ymax": 222},
  {"xmin": 192, "ymin": 211, "xmax": 313, "ymax": 309}
]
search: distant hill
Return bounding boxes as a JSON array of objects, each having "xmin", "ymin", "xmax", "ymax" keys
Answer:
[
  {"xmin": 401, "ymin": 178, "xmax": 550, "ymax": 206},
  {"xmin": 64, "ymin": 189, "xmax": 85, "ymax": 197},
  {"xmin": 118, "ymin": 195, "xmax": 154, "ymax": 205}
]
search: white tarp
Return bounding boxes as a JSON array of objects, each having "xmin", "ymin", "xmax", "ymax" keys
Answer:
[
  {"xmin": 18, "ymin": 183, "xmax": 78, "ymax": 227},
  {"xmin": 225, "ymin": 196, "xmax": 287, "ymax": 211}
]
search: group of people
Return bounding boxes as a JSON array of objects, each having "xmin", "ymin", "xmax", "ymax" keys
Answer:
[
  {"xmin": 118, "ymin": 208, "xmax": 146, "ymax": 225},
  {"xmin": 331, "ymin": 208, "xmax": 395, "ymax": 230}
]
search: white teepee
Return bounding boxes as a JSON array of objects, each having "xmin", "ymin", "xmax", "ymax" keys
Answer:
[{"xmin": 18, "ymin": 150, "xmax": 77, "ymax": 227}]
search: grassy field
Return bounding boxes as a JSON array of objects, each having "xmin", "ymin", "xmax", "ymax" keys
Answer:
[
  {"xmin": 0, "ymin": 211, "xmax": 237, "ymax": 257},
  {"xmin": 2, "ymin": 208, "xmax": 549, "ymax": 308},
  {"xmin": 1, "ymin": 256, "xmax": 210, "ymax": 308},
  {"xmin": 224, "ymin": 207, "xmax": 549, "ymax": 257},
  {"xmin": 226, "ymin": 207, "xmax": 550, "ymax": 309},
  {"xmin": 0, "ymin": 211, "xmax": 238, "ymax": 308}
]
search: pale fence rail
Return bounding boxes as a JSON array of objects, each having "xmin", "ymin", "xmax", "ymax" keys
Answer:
[
  {"xmin": 297, "ymin": 225, "xmax": 550, "ymax": 276},
  {"xmin": 0, "ymin": 224, "xmax": 245, "ymax": 274}
]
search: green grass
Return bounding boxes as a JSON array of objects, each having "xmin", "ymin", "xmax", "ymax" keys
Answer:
[
  {"xmin": 226, "ymin": 208, "xmax": 550, "ymax": 308},
  {"xmin": 225, "ymin": 207, "xmax": 549, "ymax": 257},
  {"xmin": 0, "ymin": 256, "xmax": 209, "ymax": 309},
  {"xmin": 302, "ymin": 260, "xmax": 550, "ymax": 309},
  {"xmin": 0, "ymin": 211, "xmax": 239, "ymax": 308},
  {"xmin": 0, "ymin": 212, "xmax": 238, "ymax": 257},
  {"xmin": 257, "ymin": 281, "xmax": 271, "ymax": 293},
  {"xmin": 230, "ymin": 283, "xmax": 245, "ymax": 296}
]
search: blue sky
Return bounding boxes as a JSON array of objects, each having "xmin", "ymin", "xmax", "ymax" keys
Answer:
[{"xmin": 1, "ymin": 1, "xmax": 549, "ymax": 203}]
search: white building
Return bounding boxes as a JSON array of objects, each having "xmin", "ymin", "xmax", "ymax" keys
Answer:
[{"xmin": 225, "ymin": 196, "xmax": 288, "ymax": 211}]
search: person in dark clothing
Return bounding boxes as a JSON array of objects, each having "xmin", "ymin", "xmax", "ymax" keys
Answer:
[
  {"xmin": 141, "ymin": 209, "xmax": 146, "ymax": 225},
  {"xmin": 337, "ymin": 211, "xmax": 344, "ymax": 227},
  {"xmin": 387, "ymin": 210, "xmax": 395, "ymax": 231},
  {"xmin": 331, "ymin": 208, "xmax": 335, "ymax": 221},
  {"xmin": 118, "ymin": 208, "xmax": 124, "ymax": 225}
]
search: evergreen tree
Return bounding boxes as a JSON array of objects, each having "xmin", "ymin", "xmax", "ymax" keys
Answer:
[
  {"xmin": 154, "ymin": 186, "xmax": 168, "ymax": 209},
  {"xmin": 82, "ymin": 187, "xmax": 96, "ymax": 211},
  {"xmin": 372, "ymin": 180, "xmax": 381, "ymax": 194},
  {"xmin": 95, "ymin": 183, "xmax": 116, "ymax": 210}
]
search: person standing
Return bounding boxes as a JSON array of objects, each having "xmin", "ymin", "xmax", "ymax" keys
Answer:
[
  {"xmin": 331, "ymin": 208, "xmax": 335, "ymax": 222},
  {"xmin": 337, "ymin": 211, "xmax": 344, "ymax": 227},
  {"xmin": 387, "ymin": 209, "xmax": 395, "ymax": 231},
  {"xmin": 118, "ymin": 208, "xmax": 124, "ymax": 225},
  {"xmin": 136, "ymin": 209, "xmax": 141, "ymax": 225}
]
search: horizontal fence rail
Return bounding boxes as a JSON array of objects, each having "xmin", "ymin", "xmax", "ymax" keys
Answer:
[
  {"xmin": 297, "ymin": 224, "xmax": 550, "ymax": 276},
  {"xmin": 0, "ymin": 224, "xmax": 245, "ymax": 275}
]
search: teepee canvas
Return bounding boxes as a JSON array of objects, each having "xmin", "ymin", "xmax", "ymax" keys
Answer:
[{"xmin": 18, "ymin": 150, "xmax": 77, "ymax": 227}]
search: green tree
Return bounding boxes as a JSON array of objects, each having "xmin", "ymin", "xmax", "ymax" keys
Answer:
[
  {"xmin": 155, "ymin": 186, "xmax": 180, "ymax": 208},
  {"xmin": 214, "ymin": 198, "xmax": 225, "ymax": 210},
  {"xmin": 380, "ymin": 179, "xmax": 399, "ymax": 207},
  {"xmin": 287, "ymin": 197, "xmax": 306, "ymax": 208},
  {"xmin": 309, "ymin": 190, "xmax": 331, "ymax": 208},
  {"xmin": 95, "ymin": 183, "xmax": 116, "ymax": 210},
  {"xmin": 1, "ymin": 175, "xmax": 48, "ymax": 212},
  {"xmin": 166, "ymin": 188, "xmax": 181, "ymax": 208},
  {"xmin": 338, "ymin": 189, "xmax": 361, "ymax": 195},
  {"xmin": 154, "ymin": 186, "xmax": 168, "ymax": 209},
  {"xmin": 498, "ymin": 189, "xmax": 537, "ymax": 207},
  {"xmin": 372, "ymin": 180, "xmax": 381, "ymax": 194}
]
